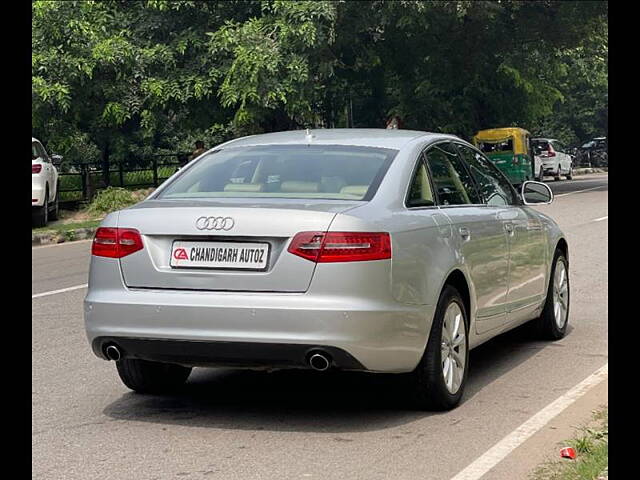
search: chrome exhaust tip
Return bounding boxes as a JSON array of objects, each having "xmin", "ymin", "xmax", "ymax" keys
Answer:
[
  {"xmin": 105, "ymin": 345, "xmax": 121, "ymax": 362},
  {"xmin": 308, "ymin": 352, "xmax": 331, "ymax": 372}
]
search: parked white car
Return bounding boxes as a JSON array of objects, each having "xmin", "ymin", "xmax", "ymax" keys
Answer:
[
  {"xmin": 532, "ymin": 138, "xmax": 573, "ymax": 181},
  {"xmin": 32, "ymin": 137, "xmax": 60, "ymax": 227}
]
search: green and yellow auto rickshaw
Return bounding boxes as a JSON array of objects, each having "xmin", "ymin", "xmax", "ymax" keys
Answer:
[{"xmin": 472, "ymin": 127, "xmax": 533, "ymax": 185}]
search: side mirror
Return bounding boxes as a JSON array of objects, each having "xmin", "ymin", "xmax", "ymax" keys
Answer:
[
  {"xmin": 521, "ymin": 181, "xmax": 553, "ymax": 205},
  {"xmin": 51, "ymin": 154, "xmax": 63, "ymax": 166}
]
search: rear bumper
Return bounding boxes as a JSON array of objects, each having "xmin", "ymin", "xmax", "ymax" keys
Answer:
[
  {"xmin": 84, "ymin": 286, "xmax": 432, "ymax": 373},
  {"xmin": 32, "ymin": 183, "xmax": 45, "ymax": 207},
  {"xmin": 92, "ymin": 337, "xmax": 367, "ymax": 370}
]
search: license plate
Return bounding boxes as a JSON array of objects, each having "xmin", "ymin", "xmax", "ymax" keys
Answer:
[{"xmin": 170, "ymin": 241, "xmax": 269, "ymax": 270}]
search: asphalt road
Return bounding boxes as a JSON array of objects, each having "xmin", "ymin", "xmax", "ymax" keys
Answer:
[{"xmin": 32, "ymin": 174, "xmax": 608, "ymax": 480}]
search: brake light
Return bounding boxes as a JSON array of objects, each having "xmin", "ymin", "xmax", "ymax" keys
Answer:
[
  {"xmin": 288, "ymin": 232, "xmax": 391, "ymax": 263},
  {"xmin": 32, "ymin": 164, "xmax": 42, "ymax": 174},
  {"xmin": 92, "ymin": 227, "xmax": 144, "ymax": 258}
]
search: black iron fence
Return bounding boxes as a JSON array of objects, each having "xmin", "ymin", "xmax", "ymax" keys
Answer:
[{"xmin": 58, "ymin": 153, "xmax": 188, "ymax": 207}]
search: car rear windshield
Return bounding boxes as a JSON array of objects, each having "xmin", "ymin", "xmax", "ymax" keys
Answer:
[
  {"xmin": 477, "ymin": 138, "xmax": 513, "ymax": 154},
  {"xmin": 158, "ymin": 145, "xmax": 398, "ymax": 201},
  {"xmin": 532, "ymin": 140, "xmax": 550, "ymax": 155}
]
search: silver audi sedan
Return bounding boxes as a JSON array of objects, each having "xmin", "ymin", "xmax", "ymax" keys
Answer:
[{"xmin": 84, "ymin": 129, "xmax": 569, "ymax": 410}]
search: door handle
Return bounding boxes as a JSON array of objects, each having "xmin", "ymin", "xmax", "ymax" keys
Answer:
[{"xmin": 459, "ymin": 227, "xmax": 471, "ymax": 240}]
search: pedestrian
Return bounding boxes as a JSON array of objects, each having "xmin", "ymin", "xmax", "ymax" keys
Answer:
[{"xmin": 188, "ymin": 140, "xmax": 206, "ymax": 161}]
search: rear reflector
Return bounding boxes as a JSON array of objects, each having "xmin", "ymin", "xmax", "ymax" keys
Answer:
[
  {"xmin": 32, "ymin": 164, "xmax": 42, "ymax": 174},
  {"xmin": 288, "ymin": 232, "xmax": 391, "ymax": 263},
  {"xmin": 92, "ymin": 227, "xmax": 144, "ymax": 258}
]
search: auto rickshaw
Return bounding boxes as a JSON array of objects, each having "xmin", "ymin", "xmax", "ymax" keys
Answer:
[{"xmin": 472, "ymin": 127, "xmax": 534, "ymax": 185}]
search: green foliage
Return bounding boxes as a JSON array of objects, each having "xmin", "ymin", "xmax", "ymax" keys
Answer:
[
  {"xmin": 33, "ymin": 0, "xmax": 607, "ymax": 163},
  {"xmin": 87, "ymin": 187, "xmax": 141, "ymax": 215}
]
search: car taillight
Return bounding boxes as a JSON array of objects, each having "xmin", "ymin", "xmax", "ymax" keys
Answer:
[
  {"xmin": 32, "ymin": 164, "xmax": 42, "ymax": 174},
  {"xmin": 288, "ymin": 231, "xmax": 391, "ymax": 263},
  {"xmin": 92, "ymin": 227, "xmax": 144, "ymax": 258}
]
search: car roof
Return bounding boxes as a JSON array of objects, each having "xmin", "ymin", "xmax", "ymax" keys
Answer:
[
  {"xmin": 216, "ymin": 128, "xmax": 445, "ymax": 151},
  {"xmin": 474, "ymin": 127, "xmax": 530, "ymax": 139},
  {"xmin": 532, "ymin": 138, "xmax": 557, "ymax": 142}
]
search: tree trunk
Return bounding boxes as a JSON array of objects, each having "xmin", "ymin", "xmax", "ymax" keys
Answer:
[{"xmin": 101, "ymin": 143, "xmax": 110, "ymax": 188}]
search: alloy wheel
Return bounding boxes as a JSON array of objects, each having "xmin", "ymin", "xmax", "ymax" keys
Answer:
[
  {"xmin": 553, "ymin": 260, "xmax": 569, "ymax": 329},
  {"xmin": 441, "ymin": 302, "xmax": 467, "ymax": 394}
]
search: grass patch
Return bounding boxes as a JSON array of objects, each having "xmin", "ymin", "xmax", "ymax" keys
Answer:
[
  {"xmin": 33, "ymin": 187, "xmax": 155, "ymax": 232},
  {"xmin": 86, "ymin": 187, "xmax": 150, "ymax": 216},
  {"xmin": 32, "ymin": 219, "xmax": 102, "ymax": 234},
  {"xmin": 531, "ymin": 407, "xmax": 608, "ymax": 480}
]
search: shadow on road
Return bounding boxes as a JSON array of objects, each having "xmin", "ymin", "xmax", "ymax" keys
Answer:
[{"xmin": 103, "ymin": 323, "xmax": 573, "ymax": 433}]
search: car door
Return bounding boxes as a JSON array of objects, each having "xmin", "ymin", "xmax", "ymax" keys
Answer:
[
  {"xmin": 425, "ymin": 142, "xmax": 511, "ymax": 333},
  {"xmin": 456, "ymin": 143, "xmax": 547, "ymax": 327}
]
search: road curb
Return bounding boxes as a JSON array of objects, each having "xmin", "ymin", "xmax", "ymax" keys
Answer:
[
  {"xmin": 32, "ymin": 227, "xmax": 96, "ymax": 246},
  {"xmin": 573, "ymin": 167, "xmax": 607, "ymax": 175}
]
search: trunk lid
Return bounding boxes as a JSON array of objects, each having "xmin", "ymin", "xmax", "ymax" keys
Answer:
[{"xmin": 117, "ymin": 198, "xmax": 359, "ymax": 292}]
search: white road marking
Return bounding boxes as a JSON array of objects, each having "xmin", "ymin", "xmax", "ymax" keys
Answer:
[
  {"xmin": 592, "ymin": 216, "xmax": 608, "ymax": 222},
  {"xmin": 32, "ymin": 284, "xmax": 88, "ymax": 299},
  {"xmin": 555, "ymin": 185, "xmax": 605, "ymax": 197},
  {"xmin": 450, "ymin": 363, "xmax": 608, "ymax": 480}
]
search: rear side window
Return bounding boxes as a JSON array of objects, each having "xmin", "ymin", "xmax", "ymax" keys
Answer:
[
  {"xmin": 455, "ymin": 144, "xmax": 517, "ymax": 206},
  {"xmin": 425, "ymin": 143, "xmax": 481, "ymax": 206},
  {"xmin": 158, "ymin": 145, "xmax": 397, "ymax": 201},
  {"xmin": 32, "ymin": 142, "xmax": 48, "ymax": 162},
  {"xmin": 406, "ymin": 158, "xmax": 435, "ymax": 207}
]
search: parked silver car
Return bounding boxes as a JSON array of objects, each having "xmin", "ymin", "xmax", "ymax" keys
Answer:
[{"xmin": 84, "ymin": 129, "xmax": 569, "ymax": 410}]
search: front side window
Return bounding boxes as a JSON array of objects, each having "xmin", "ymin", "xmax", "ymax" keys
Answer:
[
  {"xmin": 455, "ymin": 144, "xmax": 517, "ymax": 206},
  {"xmin": 158, "ymin": 145, "xmax": 397, "ymax": 201},
  {"xmin": 425, "ymin": 143, "xmax": 480, "ymax": 206}
]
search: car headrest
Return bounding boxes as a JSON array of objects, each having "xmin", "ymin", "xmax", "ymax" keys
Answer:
[
  {"xmin": 223, "ymin": 183, "xmax": 264, "ymax": 192},
  {"xmin": 280, "ymin": 181, "xmax": 320, "ymax": 193},
  {"xmin": 339, "ymin": 185, "xmax": 369, "ymax": 197}
]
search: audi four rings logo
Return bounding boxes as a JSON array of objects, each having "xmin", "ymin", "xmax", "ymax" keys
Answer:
[{"xmin": 195, "ymin": 216, "xmax": 235, "ymax": 231}]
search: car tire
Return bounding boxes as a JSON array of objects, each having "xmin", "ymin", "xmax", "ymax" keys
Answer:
[
  {"xmin": 533, "ymin": 250, "xmax": 569, "ymax": 340},
  {"xmin": 116, "ymin": 358, "xmax": 192, "ymax": 394},
  {"xmin": 32, "ymin": 189, "xmax": 49, "ymax": 228},
  {"xmin": 566, "ymin": 168, "xmax": 573, "ymax": 180},
  {"xmin": 537, "ymin": 166, "xmax": 544, "ymax": 181},
  {"xmin": 554, "ymin": 167, "xmax": 561, "ymax": 181},
  {"xmin": 410, "ymin": 285, "xmax": 469, "ymax": 410}
]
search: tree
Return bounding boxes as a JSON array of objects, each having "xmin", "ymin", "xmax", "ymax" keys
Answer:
[{"xmin": 33, "ymin": 0, "xmax": 608, "ymax": 164}]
